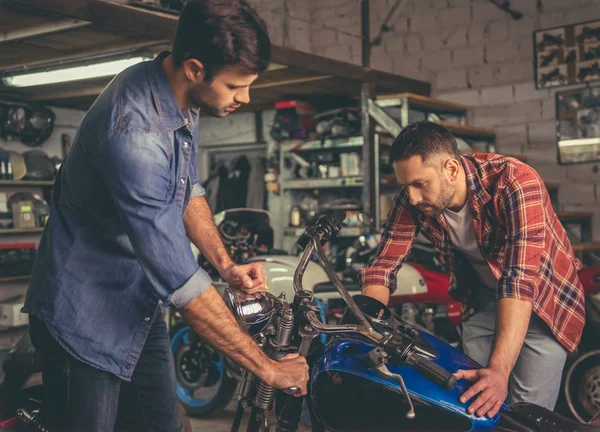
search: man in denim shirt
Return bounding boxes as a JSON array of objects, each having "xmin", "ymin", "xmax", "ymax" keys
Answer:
[{"xmin": 22, "ymin": 1, "xmax": 308, "ymax": 430}]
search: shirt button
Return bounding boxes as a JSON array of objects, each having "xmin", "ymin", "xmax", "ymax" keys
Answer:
[
  {"xmin": 185, "ymin": 119, "xmax": 190, "ymax": 126},
  {"xmin": 183, "ymin": 141, "xmax": 189, "ymax": 149},
  {"xmin": 145, "ymin": 317, "xmax": 151, "ymax": 322},
  {"xmin": 125, "ymin": 363, "xmax": 132, "ymax": 370},
  {"xmin": 180, "ymin": 178, "xmax": 185, "ymax": 185}
]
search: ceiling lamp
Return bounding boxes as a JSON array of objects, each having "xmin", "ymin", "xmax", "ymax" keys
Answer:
[{"xmin": 2, "ymin": 55, "xmax": 153, "ymax": 88}]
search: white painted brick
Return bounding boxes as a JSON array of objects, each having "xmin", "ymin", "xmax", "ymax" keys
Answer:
[
  {"xmin": 522, "ymin": 145, "xmax": 558, "ymax": 166},
  {"xmin": 542, "ymin": 99, "xmax": 557, "ymax": 121},
  {"xmin": 452, "ymin": 46, "xmax": 485, "ymax": 67},
  {"xmin": 509, "ymin": 16, "xmax": 537, "ymax": 37},
  {"xmin": 311, "ymin": 7, "xmax": 336, "ymax": 21},
  {"xmin": 311, "ymin": 29, "xmax": 337, "ymax": 46},
  {"xmin": 422, "ymin": 32, "xmax": 447, "ymax": 52},
  {"xmin": 495, "ymin": 124, "xmax": 526, "ymax": 155},
  {"xmin": 385, "ymin": 35, "xmax": 405, "ymax": 53},
  {"xmin": 492, "ymin": 61, "xmax": 534, "ymax": 85},
  {"xmin": 289, "ymin": 21, "xmax": 311, "ymax": 52},
  {"xmin": 409, "ymin": 13, "xmax": 438, "ymax": 32},
  {"xmin": 566, "ymin": 6, "xmax": 600, "ymax": 26},
  {"xmin": 470, "ymin": 0, "xmax": 506, "ymax": 22},
  {"xmin": 324, "ymin": 15, "xmax": 354, "ymax": 29},
  {"xmin": 527, "ymin": 120, "xmax": 557, "ymax": 144},
  {"xmin": 412, "ymin": 0, "xmax": 437, "ymax": 13},
  {"xmin": 468, "ymin": 23, "xmax": 485, "ymax": 46},
  {"xmin": 447, "ymin": 0, "xmax": 472, "ymax": 7},
  {"xmin": 436, "ymin": 89, "xmax": 481, "ymax": 106},
  {"xmin": 437, "ymin": 6, "xmax": 471, "ymax": 29},
  {"xmin": 479, "ymin": 84, "xmax": 514, "ymax": 105},
  {"xmin": 484, "ymin": 18, "xmax": 509, "ymax": 42},
  {"xmin": 200, "ymin": 112, "xmax": 256, "ymax": 145},
  {"xmin": 507, "ymin": 100, "xmax": 543, "ymax": 124},
  {"xmin": 444, "ymin": 27, "xmax": 469, "ymax": 48},
  {"xmin": 422, "ymin": 50, "xmax": 453, "ymax": 71},
  {"xmin": 566, "ymin": 164, "xmax": 600, "ymax": 183},
  {"xmin": 435, "ymin": 68, "xmax": 468, "ymax": 90},
  {"xmin": 393, "ymin": 55, "xmax": 422, "ymax": 79},
  {"xmin": 337, "ymin": 29, "xmax": 360, "ymax": 46},
  {"xmin": 467, "ymin": 66, "xmax": 496, "ymax": 88},
  {"xmin": 533, "ymin": 163, "xmax": 568, "ymax": 183},
  {"xmin": 472, "ymin": 105, "xmax": 509, "ymax": 127},
  {"xmin": 324, "ymin": 44, "xmax": 352, "ymax": 63},
  {"xmin": 404, "ymin": 34, "xmax": 423, "ymax": 54},
  {"xmin": 539, "ymin": 11, "xmax": 568, "ymax": 29},
  {"xmin": 516, "ymin": 40, "xmax": 534, "ymax": 62},
  {"xmin": 513, "ymin": 82, "xmax": 550, "ymax": 102},
  {"xmin": 484, "ymin": 41, "xmax": 520, "ymax": 64},
  {"xmin": 539, "ymin": 0, "xmax": 588, "ymax": 11},
  {"xmin": 370, "ymin": 46, "xmax": 394, "ymax": 73},
  {"xmin": 558, "ymin": 182, "xmax": 596, "ymax": 205}
]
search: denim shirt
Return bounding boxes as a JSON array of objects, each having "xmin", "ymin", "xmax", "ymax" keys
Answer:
[{"xmin": 22, "ymin": 52, "xmax": 213, "ymax": 380}]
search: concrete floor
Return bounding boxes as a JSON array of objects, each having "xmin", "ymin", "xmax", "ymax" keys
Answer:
[{"xmin": 188, "ymin": 403, "xmax": 312, "ymax": 432}]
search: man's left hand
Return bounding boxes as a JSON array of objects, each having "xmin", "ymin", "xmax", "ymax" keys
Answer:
[
  {"xmin": 454, "ymin": 367, "xmax": 509, "ymax": 418},
  {"xmin": 222, "ymin": 263, "xmax": 268, "ymax": 293}
]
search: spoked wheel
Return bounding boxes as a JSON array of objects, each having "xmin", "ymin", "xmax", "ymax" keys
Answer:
[
  {"xmin": 564, "ymin": 349, "xmax": 600, "ymax": 423},
  {"xmin": 170, "ymin": 323, "xmax": 237, "ymax": 418}
]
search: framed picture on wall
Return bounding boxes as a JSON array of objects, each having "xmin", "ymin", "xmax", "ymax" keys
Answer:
[
  {"xmin": 556, "ymin": 85, "xmax": 600, "ymax": 164},
  {"xmin": 534, "ymin": 18, "xmax": 600, "ymax": 89}
]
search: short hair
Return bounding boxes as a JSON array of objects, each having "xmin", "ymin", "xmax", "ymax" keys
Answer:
[
  {"xmin": 389, "ymin": 121, "xmax": 460, "ymax": 165},
  {"xmin": 172, "ymin": 0, "xmax": 271, "ymax": 80}
]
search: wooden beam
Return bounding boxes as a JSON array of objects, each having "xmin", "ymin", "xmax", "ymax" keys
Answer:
[
  {"xmin": 0, "ymin": 19, "xmax": 91, "ymax": 44},
  {"xmin": 13, "ymin": 0, "xmax": 431, "ymax": 96},
  {"xmin": 252, "ymin": 75, "xmax": 331, "ymax": 90},
  {"xmin": 23, "ymin": 84, "xmax": 108, "ymax": 101}
]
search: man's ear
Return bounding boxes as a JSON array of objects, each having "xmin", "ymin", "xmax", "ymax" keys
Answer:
[
  {"xmin": 444, "ymin": 158, "xmax": 461, "ymax": 182},
  {"xmin": 183, "ymin": 58, "xmax": 205, "ymax": 82}
]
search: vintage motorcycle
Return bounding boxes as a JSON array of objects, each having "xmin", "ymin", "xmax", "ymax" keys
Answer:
[{"xmin": 225, "ymin": 212, "xmax": 600, "ymax": 432}]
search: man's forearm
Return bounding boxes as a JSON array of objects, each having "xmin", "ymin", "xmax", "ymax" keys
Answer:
[
  {"xmin": 362, "ymin": 285, "xmax": 391, "ymax": 305},
  {"xmin": 178, "ymin": 286, "xmax": 275, "ymax": 382},
  {"xmin": 487, "ymin": 298, "xmax": 533, "ymax": 376},
  {"xmin": 183, "ymin": 196, "xmax": 233, "ymax": 273}
]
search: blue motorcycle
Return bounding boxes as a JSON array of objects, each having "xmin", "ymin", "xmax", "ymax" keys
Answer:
[{"xmin": 226, "ymin": 212, "xmax": 600, "ymax": 432}]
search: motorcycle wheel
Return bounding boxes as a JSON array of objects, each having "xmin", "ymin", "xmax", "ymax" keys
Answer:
[
  {"xmin": 564, "ymin": 349, "xmax": 600, "ymax": 423},
  {"xmin": 170, "ymin": 322, "xmax": 237, "ymax": 418}
]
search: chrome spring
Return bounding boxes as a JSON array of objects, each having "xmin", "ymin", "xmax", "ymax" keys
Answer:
[
  {"xmin": 252, "ymin": 307, "xmax": 295, "ymax": 410},
  {"xmin": 253, "ymin": 381, "xmax": 277, "ymax": 410},
  {"xmin": 16, "ymin": 409, "xmax": 49, "ymax": 432}
]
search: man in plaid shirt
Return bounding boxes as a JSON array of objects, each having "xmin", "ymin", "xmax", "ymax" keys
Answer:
[{"xmin": 360, "ymin": 121, "xmax": 585, "ymax": 418}]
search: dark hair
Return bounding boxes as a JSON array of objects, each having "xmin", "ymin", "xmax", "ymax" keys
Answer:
[
  {"xmin": 389, "ymin": 121, "xmax": 460, "ymax": 165},
  {"xmin": 172, "ymin": 0, "xmax": 271, "ymax": 80}
]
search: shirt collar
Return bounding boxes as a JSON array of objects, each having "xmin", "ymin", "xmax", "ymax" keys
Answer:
[
  {"xmin": 460, "ymin": 154, "xmax": 492, "ymax": 207},
  {"xmin": 147, "ymin": 51, "xmax": 199, "ymax": 133}
]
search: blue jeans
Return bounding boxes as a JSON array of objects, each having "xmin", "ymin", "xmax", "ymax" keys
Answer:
[{"xmin": 29, "ymin": 314, "xmax": 184, "ymax": 432}]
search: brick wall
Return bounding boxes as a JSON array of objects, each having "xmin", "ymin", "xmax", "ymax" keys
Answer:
[{"xmin": 226, "ymin": 0, "xmax": 600, "ymax": 239}]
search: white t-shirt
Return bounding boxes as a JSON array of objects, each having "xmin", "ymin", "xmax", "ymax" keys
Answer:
[{"xmin": 444, "ymin": 203, "xmax": 498, "ymax": 290}]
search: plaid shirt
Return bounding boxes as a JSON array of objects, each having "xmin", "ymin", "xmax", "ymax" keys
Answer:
[{"xmin": 359, "ymin": 153, "xmax": 585, "ymax": 352}]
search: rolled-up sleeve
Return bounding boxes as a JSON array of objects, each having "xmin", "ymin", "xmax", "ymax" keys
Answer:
[
  {"xmin": 358, "ymin": 188, "xmax": 418, "ymax": 293},
  {"xmin": 497, "ymin": 172, "xmax": 545, "ymax": 302},
  {"xmin": 96, "ymin": 129, "xmax": 212, "ymax": 308}
]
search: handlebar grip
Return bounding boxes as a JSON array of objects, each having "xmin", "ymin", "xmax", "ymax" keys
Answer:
[{"xmin": 411, "ymin": 355, "xmax": 457, "ymax": 391}]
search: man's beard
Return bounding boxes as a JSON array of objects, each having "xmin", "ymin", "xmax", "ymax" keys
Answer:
[{"xmin": 419, "ymin": 182, "xmax": 455, "ymax": 217}]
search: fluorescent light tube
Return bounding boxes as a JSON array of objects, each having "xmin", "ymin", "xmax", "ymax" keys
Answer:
[
  {"xmin": 558, "ymin": 138, "xmax": 600, "ymax": 148},
  {"xmin": 2, "ymin": 56, "xmax": 153, "ymax": 87}
]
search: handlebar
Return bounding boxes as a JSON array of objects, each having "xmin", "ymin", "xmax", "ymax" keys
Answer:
[{"xmin": 408, "ymin": 353, "xmax": 457, "ymax": 391}]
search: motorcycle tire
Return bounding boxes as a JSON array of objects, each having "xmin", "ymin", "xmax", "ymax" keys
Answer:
[{"xmin": 169, "ymin": 322, "xmax": 237, "ymax": 418}]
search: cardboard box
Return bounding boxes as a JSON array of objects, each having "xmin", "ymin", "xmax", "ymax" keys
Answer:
[{"xmin": 0, "ymin": 296, "xmax": 28, "ymax": 327}]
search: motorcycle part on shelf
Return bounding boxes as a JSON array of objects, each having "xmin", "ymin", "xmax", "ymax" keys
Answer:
[
  {"xmin": 3, "ymin": 104, "xmax": 55, "ymax": 147},
  {"xmin": 0, "ymin": 242, "xmax": 36, "ymax": 277},
  {"xmin": 22, "ymin": 150, "xmax": 56, "ymax": 181},
  {"xmin": 8, "ymin": 151, "xmax": 26, "ymax": 180},
  {"xmin": 270, "ymin": 100, "xmax": 316, "ymax": 141},
  {"xmin": 8, "ymin": 192, "xmax": 50, "ymax": 227}
]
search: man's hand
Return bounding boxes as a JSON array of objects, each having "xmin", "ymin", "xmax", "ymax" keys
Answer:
[
  {"xmin": 454, "ymin": 367, "xmax": 509, "ymax": 418},
  {"xmin": 265, "ymin": 353, "xmax": 310, "ymax": 396},
  {"xmin": 222, "ymin": 263, "xmax": 268, "ymax": 293}
]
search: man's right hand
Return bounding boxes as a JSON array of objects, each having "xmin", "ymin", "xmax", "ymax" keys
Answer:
[{"xmin": 265, "ymin": 353, "xmax": 309, "ymax": 396}]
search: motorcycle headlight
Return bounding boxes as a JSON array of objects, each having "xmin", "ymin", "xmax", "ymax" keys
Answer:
[{"xmin": 224, "ymin": 287, "xmax": 278, "ymax": 337}]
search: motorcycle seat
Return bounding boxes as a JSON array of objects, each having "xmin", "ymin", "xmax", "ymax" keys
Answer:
[{"xmin": 512, "ymin": 402, "xmax": 600, "ymax": 432}]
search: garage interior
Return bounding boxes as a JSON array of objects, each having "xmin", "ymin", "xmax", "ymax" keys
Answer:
[{"xmin": 0, "ymin": 0, "xmax": 600, "ymax": 431}]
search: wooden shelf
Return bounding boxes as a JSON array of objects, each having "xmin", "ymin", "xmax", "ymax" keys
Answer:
[
  {"xmin": 0, "ymin": 275, "xmax": 30, "ymax": 283},
  {"xmin": 556, "ymin": 211, "xmax": 594, "ymax": 223},
  {"xmin": 436, "ymin": 121, "xmax": 496, "ymax": 141},
  {"xmin": 0, "ymin": 180, "xmax": 54, "ymax": 187},
  {"xmin": 376, "ymin": 93, "xmax": 468, "ymax": 115},
  {"xmin": 283, "ymin": 177, "xmax": 364, "ymax": 190},
  {"xmin": 0, "ymin": 227, "xmax": 44, "ymax": 235},
  {"xmin": 572, "ymin": 242, "xmax": 600, "ymax": 253}
]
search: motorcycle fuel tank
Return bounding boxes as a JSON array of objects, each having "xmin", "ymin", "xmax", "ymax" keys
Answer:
[{"xmin": 310, "ymin": 332, "xmax": 510, "ymax": 432}]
